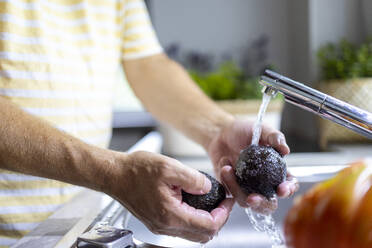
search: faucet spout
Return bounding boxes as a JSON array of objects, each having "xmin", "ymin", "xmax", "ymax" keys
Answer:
[{"xmin": 260, "ymin": 70, "xmax": 372, "ymax": 139}]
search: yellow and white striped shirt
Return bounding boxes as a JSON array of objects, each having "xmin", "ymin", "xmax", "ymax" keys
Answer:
[{"xmin": 0, "ymin": 0, "xmax": 162, "ymax": 246}]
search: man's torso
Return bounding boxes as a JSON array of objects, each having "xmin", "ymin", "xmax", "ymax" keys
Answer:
[{"xmin": 0, "ymin": 1, "xmax": 124, "ymax": 246}]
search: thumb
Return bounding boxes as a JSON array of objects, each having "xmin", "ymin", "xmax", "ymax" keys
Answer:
[{"xmin": 167, "ymin": 164, "xmax": 212, "ymax": 195}]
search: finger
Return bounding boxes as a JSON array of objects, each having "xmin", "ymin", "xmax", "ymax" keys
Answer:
[
  {"xmin": 277, "ymin": 181, "xmax": 291, "ymax": 198},
  {"xmin": 277, "ymin": 172, "xmax": 299, "ymax": 198},
  {"xmin": 288, "ymin": 176, "xmax": 299, "ymax": 196},
  {"xmin": 167, "ymin": 161, "xmax": 212, "ymax": 195},
  {"xmin": 210, "ymin": 198, "xmax": 234, "ymax": 228},
  {"xmin": 231, "ymin": 120, "xmax": 255, "ymax": 149},
  {"xmin": 220, "ymin": 165, "xmax": 249, "ymax": 207},
  {"xmin": 247, "ymin": 194, "xmax": 278, "ymax": 214},
  {"xmin": 246, "ymin": 194, "xmax": 265, "ymax": 208},
  {"xmin": 260, "ymin": 126, "xmax": 290, "ymax": 156},
  {"xmin": 216, "ymin": 156, "xmax": 232, "ymax": 180},
  {"xmin": 179, "ymin": 198, "xmax": 234, "ymax": 239},
  {"xmin": 170, "ymin": 200, "xmax": 220, "ymax": 239}
]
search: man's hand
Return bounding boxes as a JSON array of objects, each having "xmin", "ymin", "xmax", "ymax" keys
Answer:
[
  {"xmin": 108, "ymin": 151, "xmax": 234, "ymax": 243},
  {"xmin": 207, "ymin": 120, "xmax": 299, "ymax": 214},
  {"xmin": 124, "ymin": 54, "xmax": 296, "ymax": 216},
  {"xmin": 0, "ymin": 96, "xmax": 233, "ymax": 243}
]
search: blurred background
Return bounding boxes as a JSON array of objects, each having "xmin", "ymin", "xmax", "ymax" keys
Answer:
[{"xmin": 111, "ymin": 0, "xmax": 372, "ymax": 154}]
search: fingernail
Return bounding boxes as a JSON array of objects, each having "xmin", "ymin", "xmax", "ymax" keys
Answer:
[
  {"xmin": 283, "ymin": 185, "xmax": 291, "ymax": 197},
  {"xmin": 290, "ymin": 184, "xmax": 298, "ymax": 195},
  {"xmin": 221, "ymin": 181, "xmax": 232, "ymax": 197},
  {"xmin": 224, "ymin": 166, "xmax": 234, "ymax": 180},
  {"xmin": 202, "ymin": 177, "xmax": 212, "ymax": 193},
  {"xmin": 277, "ymin": 136, "xmax": 286, "ymax": 146},
  {"xmin": 225, "ymin": 165, "xmax": 232, "ymax": 171},
  {"xmin": 268, "ymin": 135, "xmax": 276, "ymax": 146}
]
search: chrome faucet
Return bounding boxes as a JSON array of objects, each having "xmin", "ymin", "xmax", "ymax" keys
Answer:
[{"xmin": 260, "ymin": 70, "xmax": 372, "ymax": 139}]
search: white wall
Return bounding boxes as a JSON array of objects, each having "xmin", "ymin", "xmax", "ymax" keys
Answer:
[
  {"xmin": 151, "ymin": 0, "xmax": 291, "ymax": 74},
  {"xmin": 151, "ymin": 0, "xmax": 367, "ymax": 81}
]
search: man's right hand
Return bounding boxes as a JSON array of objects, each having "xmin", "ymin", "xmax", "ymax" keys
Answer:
[
  {"xmin": 0, "ymin": 97, "xmax": 233, "ymax": 243},
  {"xmin": 107, "ymin": 151, "xmax": 234, "ymax": 243}
]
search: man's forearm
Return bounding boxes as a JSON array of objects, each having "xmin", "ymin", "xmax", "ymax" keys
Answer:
[
  {"xmin": 0, "ymin": 96, "xmax": 116, "ymax": 192},
  {"xmin": 124, "ymin": 54, "xmax": 234, "ymax": 149}
]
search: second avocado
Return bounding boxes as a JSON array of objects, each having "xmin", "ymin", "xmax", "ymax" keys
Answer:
[{"xmin": 182, "ymin": 171, "xmax": 226, "ymax": 212}]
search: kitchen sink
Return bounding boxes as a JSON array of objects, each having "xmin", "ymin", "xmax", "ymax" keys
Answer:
[
  {"xmin": 116, "ymin": 181, "xmax": 315, "ymax": 248},
  {"xmin": 70, "ymin": 163, "xmax": 346, "ymax": 248},
  {"xmin": 11, "ymin": 133, "xmax": 369, "ymax": 248},
  {"xmin": 113, "ymin": 153, "xmax": 347, "ymax": 248},
  {"xmin": 71, "ymin": 133, "xmax": 368, "ymax": 248}
]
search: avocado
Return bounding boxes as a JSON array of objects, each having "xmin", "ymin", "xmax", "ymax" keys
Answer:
[
  {"xmin": 182, "ymin": 171, "xmax": 226, "ymax": 212},
  {"xmin": 235, "ymin": 145, "xmax": 286, "ymax": 199}
]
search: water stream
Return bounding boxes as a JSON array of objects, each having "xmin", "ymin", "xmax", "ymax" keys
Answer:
[
  {"xmin": 251, "ymin": 93, "xmax": 272, "ymax": 146},
  {"xmin": 247, "ymin": 92, "xmax": 286, "ymax": 248},
  {"xmin": 245, "ymin": 208, "xmax": 285, "ymax": 247}
]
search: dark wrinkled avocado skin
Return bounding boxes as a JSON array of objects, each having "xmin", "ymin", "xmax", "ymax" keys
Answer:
[
  {"xmin": 235, "ymin": 145, "xmax": 286, "ymax": 199},
  {"xmin": 182, "ymin": 171, "xmax": 226, "ymax": 212}
]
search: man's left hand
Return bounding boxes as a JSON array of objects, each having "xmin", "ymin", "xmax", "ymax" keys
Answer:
[{"xmin": 207, "ymin": 120, "xmax": 299, "ymax": 214}]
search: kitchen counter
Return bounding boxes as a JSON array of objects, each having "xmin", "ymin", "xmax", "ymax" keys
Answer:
[{"xmin": 12, "ymin": 189, "xmax": 108, "ymax": 248}]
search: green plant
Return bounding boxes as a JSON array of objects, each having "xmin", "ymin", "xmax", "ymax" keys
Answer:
[
  {"xmin": 190, "ymin": 61, "xmax": 262, "ymax": 100},
  {"xmin": 317, "ymin": 39, "xmax": 372, "ymax": 81}
]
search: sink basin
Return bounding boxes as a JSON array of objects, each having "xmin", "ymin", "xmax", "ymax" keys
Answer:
[
  {"xmin": 118, "ymin": 181, "xmax": 316, "ymax": 248},
  {"xmin": 11, "ymin": 131, "xmax": 366, "ymax": 248}
]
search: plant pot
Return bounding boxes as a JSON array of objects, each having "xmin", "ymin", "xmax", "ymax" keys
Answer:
[
  {"xmin": 318, "ymin": 78, "xmax": 372, "ymax": 149},
  {"xmin": 362, "ymin": 0, "xmax": 372, "ymax": 36},
  {"xmin": 158, "ymin": 99, "xmax": 284, "ymax": 157}
]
